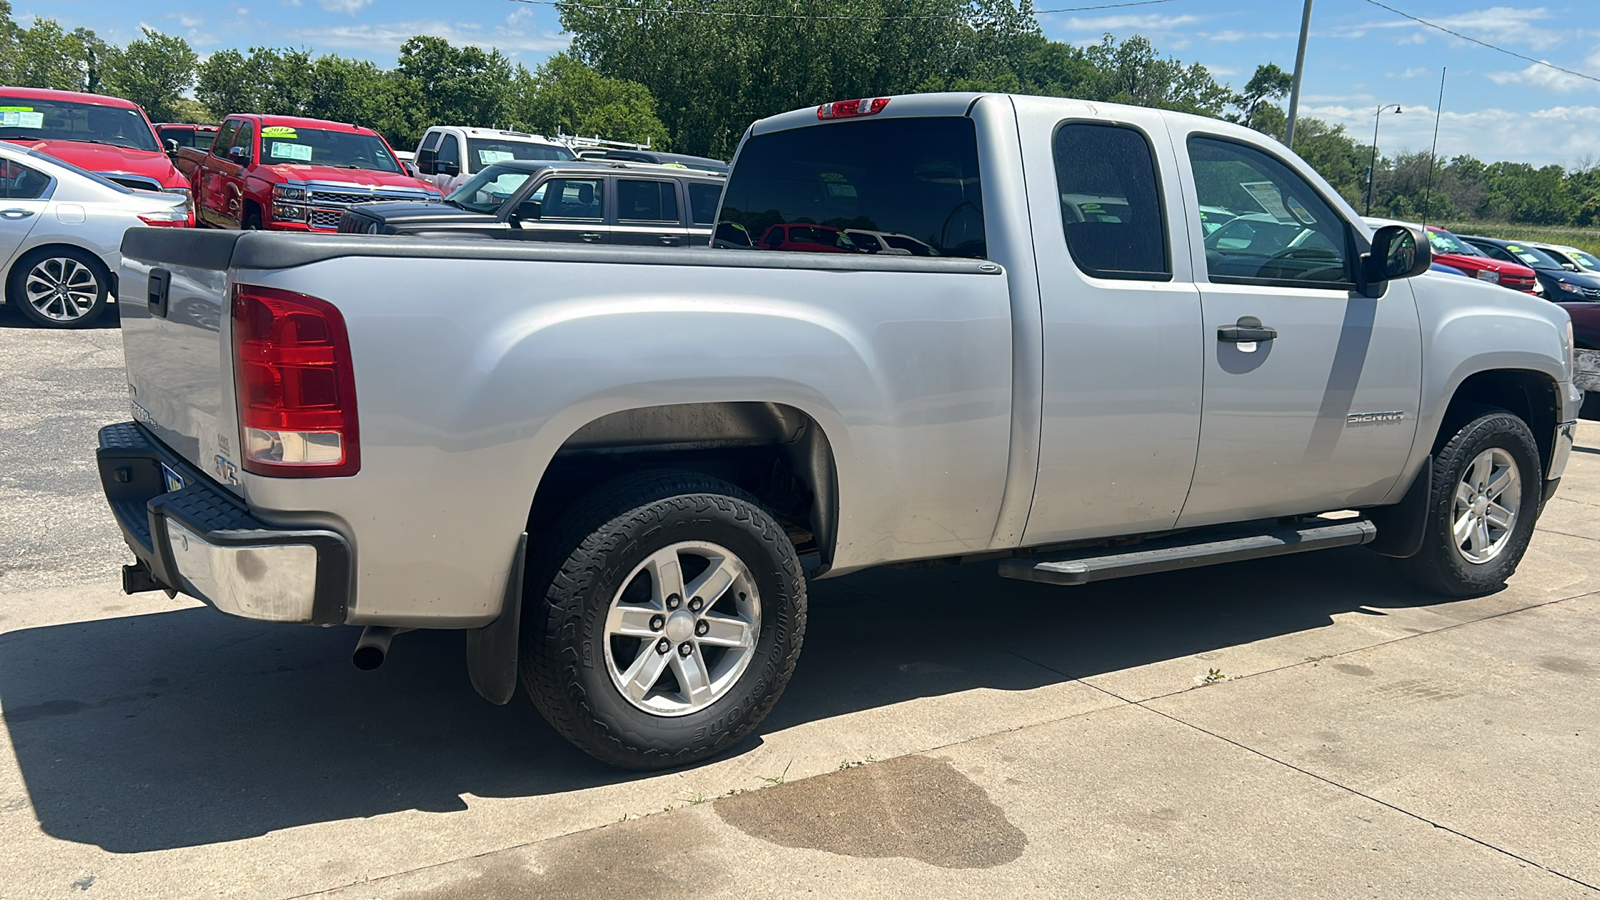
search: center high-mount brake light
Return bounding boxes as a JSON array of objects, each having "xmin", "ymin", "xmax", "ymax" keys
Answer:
[
  {"xmin": 231, "ymin": 284, "xmax": 360, "ymax": 477},
  {"xmin": 817, "ymin": 98, "xmax": 890, "ymax": 120}
]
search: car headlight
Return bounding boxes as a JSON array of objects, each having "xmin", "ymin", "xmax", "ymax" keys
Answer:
[
  {"xmin": 272, "ymin": 185, "xmax": 307, "ymax": 202},
  {"xmin": 1476, "ymin": 270, "xmax": 1500, "ymax": 283},
  {"xmin": 1557, "ymin": 281, "xmax": 1581, "ymax": 293}
]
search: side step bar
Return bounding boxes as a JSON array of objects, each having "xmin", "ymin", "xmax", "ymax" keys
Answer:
[{"xmin": 997, "ymin": 520, "xmax": 1376, "ymax": 586}]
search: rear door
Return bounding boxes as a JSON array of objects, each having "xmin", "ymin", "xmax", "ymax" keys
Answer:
[
  {"xmin": 511, "ymin": 175, "xmax": 608, "ymax": 243},
  {"xmin": 1013, "ymin": 100, "xmax": 1205, "ymax": 544},
  {"xmin": 1169, "ymin": 128, "xmax": 1421, "ymax": 527},
  {"xmin": 216, "ymin": 120, "xmax": 254, "ymax": 228},
  {"xmin": 611, "ymin": 176, "xmax": 690, "ymax": 247},
  {"xmin": 197, "ymin": 119, "xmax": 239, "ymax": 227}
]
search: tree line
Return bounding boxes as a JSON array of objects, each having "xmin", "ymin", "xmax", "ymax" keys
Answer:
[{"xmin": 3, "ymin": 0, "xmax": 1597, "ymax": 229}]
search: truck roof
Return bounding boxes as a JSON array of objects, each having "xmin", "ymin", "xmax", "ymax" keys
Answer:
[
  {"xmin": 429, "ymin": 126, "xmax": 563, "ymax": 143},
  {"xmin": 482, "ymin": 159, "xmax": 727, "ymax": 179},
  {"xmin": 0, "ymin": 86, "xmax": 142, "ymax": 109},
  {"xmin": 228, "ymin": 113, "xmax": 382, "ymax": 135}
]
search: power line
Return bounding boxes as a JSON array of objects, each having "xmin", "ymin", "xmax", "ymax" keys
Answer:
[
  {"xmin": 506, "ymin": 0, "xmax": 1181, "ymax": 21},
  {"xmin": 1361, "ymin": 0, "xmax": 1600, "ymax": 86}
]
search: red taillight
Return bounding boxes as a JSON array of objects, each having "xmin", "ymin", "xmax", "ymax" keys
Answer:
[
  {"xmin": 817, "ymin": 98, "xmax": 889, "ymax": 120},
  {"xmin": 138, "ymin": 212, "xmax": 189, "ymax": 227},
  {"xmin": 231, "ymin": 284, "xmax": 360, "ymax": 477}
]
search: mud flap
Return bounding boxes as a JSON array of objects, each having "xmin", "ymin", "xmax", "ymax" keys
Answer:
[
  {"xmin": 466, "ymin": 532, "xmax": 527, "ymax": 705},
  {"xmin": 1367, "ymin": 458, "xmax": 1432, "ymax": 558}
]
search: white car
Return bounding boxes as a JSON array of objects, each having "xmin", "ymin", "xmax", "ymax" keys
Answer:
[{"xmin": 1, "ymin": 142, "xmax": 190, "ymax": 327}]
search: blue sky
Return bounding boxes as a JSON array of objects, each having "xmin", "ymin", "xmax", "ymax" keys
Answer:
[{"xmin": 19, "ymin": 0, "xmax": 1600, "ymax": 167}]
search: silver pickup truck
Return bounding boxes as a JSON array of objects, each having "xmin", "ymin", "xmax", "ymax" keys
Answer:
[{"xmin": 101, "ymin": 93, "xmax": 1579, "ymax": 769}]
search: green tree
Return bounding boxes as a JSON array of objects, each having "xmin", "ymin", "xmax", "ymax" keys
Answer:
[
  {"xmin": 14, "ymin": 18, "xmax": 89, "ymax": 90},
  {"xmin": 73, "ymin": 27, "xmax": 110, "ymax": 93},
  {"xmin": 101, "ymin": 28, "xmax": 197, "ymax": 122},
  {"xmin": 1234, "ymin": 63, "xmax": 1291, "ymax": 132},
  {"xmin": 396, "ymin": 36, "xmax": 515, "ymax": 133},
  {"xmin": 514, "ymin": 53, "xmax": 669, "ymax": 147}
]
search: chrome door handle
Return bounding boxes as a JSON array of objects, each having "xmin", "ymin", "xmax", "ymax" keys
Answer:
[
  {"xmin": 580, "ymin": 232, "xmax": 603, "ymax": 242},
  {"xmin": 0, "ymin": 208, "xmax": 36, "ymax": 219},
  {"xmin": 658, "ymin": 235, "xmax": 680, "ymax": 246}
]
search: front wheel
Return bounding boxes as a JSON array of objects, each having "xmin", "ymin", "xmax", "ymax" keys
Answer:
[
  {"xmin": 521, "ymin": 471, "xmax": 807, "ymax": 769},
  {"xmin": 7, "ymin": 247, "xmax": 110, "ymax": 327},
  {"xmin": 1395, "ymin": 409, "xmax": 1542, "ymax": 597}
]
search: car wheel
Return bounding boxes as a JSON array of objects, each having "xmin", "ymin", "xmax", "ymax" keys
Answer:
[
  {"xmin": 521, "ymin": 470, "xmax": 807, "ymax": 769},
  {"xmin": 1395, "ymin": 408, "xmax": 1542, "ymax": 597},
  {"xmin": 242, "ymin": 211, "xmax": 263, "ymax": 230},
  {"xmin": 6, "ymin": 247, "xmax": 110, "ymax": 328}
]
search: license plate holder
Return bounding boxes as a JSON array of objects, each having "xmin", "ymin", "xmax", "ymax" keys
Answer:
[{"xmin": 160, "ymin": 462, "xmax": 185, "ymax": 494}]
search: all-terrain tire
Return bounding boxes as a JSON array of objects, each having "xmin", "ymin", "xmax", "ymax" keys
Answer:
[
  {"xmin": 520, "ymin": 470, "xmax": 807, "ymax": 769},
  {"xmin": 1394, "ymin": 408, "xmax": 1542, "ymax": 597}
]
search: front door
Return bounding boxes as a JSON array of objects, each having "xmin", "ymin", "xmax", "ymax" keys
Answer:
[
  {"xmin": 1171, "ymin": 130, "xmax": 1422, "ymax": 527},
  {"xmin": 512, "ymin": 176, "xmax": 607, "ymax": 244},
  {"xmin": 198, "ymin": 119, "xmax": 239, "ymax": 228},
  {"xmin": 1015, "ymin": 105, "xmax": 1205, "ymax": 545},
  {"xmin": 611, "ymin": 177, "xmax": 690, "ymax": 247}
]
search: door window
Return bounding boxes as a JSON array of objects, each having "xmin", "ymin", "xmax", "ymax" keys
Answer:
[
  {"xmin": 416, "ymin": 131, "xmax": 441, "ymax": 169},
  {"xmin": 211, "ymin": 120, "xmax": 240, "ymax": 159},
  {"xmin": 231, "ymin": 122, "xmax": 255, "ymax": 164},
  {"xmin": 1053, "ymin": 123, "xmax": 1170, "ymax": 280},
  {"xmin": 617, "ymin": 179, "xmax": 679, "ymax": 223},
  {"xmin": 688, "ymin": 182, "xmax": 721, "ymax": 225},
  {"xmin": 0, "ymin": 158, "xmax": 51, "ymax": 199},
  {"xmin": 520, "ymin": 178, "xmax": 603, "ymax": 221},
  {"xmin": 1188, "ymin": 136, "xmax": 1353, "ymax": 288},
  {"xmin": 438, "ymin": 134, "xmax": 461, "ymax": 170}
]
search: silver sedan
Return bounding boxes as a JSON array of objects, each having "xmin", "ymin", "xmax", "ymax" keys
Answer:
[{"xmin": 1, "ymin": 142, "xmax": 191, "ymax": 327}]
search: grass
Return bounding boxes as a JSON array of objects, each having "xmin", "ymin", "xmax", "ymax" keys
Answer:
[{"xmin": 1439, "ymin": 222, "xmax": 1600, "ymax": 256}]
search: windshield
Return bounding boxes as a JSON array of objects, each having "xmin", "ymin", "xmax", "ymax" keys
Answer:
[
  {"xmin": 1426, "ymin": 228, "xmax": 1482, "ymax": 257},
  {"xmin": 447, "ymin": 165, "xmax": 535, "ymax": 213},
  {"xmin": 0, "ymin": 96, "xmax": 159, "ymax": 152},
  {"xmin": 1567, "ymin": 248, "xmax": 1600, "ymax": 272},
  {"xmin": 1496, "ymin": 242, "xmax": 1562, "ymax": 270},
  {"xmin": 259, "ymin": 126, "xmax": 399, "ymax": 172},
  {"xmin": 467, "ymin": 138, "xmax": 573, "ymax": 169}
]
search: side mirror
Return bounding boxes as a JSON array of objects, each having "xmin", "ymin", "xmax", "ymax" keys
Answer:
[
  {"xmin": 401, "ymin": 162, "xmax": 418, "ymax": 177},
  {"xmin": 1364, "ymin": 224, "xmax": 1431, "ymax": 285},
  {"xmin": 1563, "ymin": 263, "xmax": 1579, "ymax": 272},
  {"xmin": 165, "ymin": 138, "xmax": 180, "ymax": 157},
  {"xmin": 435, "ymin": 161, "xmax": 460, "ymax": 178},
  {"xmin": 228, "ymin": 145, "xmax": 250, "ymax": 165},
  {"xmin": 415, "ymin": 158, "xmax": 435, "ymax": 175}
]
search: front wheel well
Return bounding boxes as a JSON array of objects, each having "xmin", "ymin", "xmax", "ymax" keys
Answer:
[
  {"xmin": 1436, "ymin": 369, "xmax": 1558, "ymax": 476},
  {"xmin": 526, "ymin": 402, "xmax": 840, "ymax": 569}
]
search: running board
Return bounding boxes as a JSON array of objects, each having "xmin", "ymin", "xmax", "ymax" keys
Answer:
[{"xmin": 997, "ymin": 520, "xmax": 1376, "ymax": 586}]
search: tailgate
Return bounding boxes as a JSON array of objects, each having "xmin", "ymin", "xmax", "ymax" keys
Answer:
[{"xmin": 118, "ymin": 228, "xmax": 245, "ymax": 495}]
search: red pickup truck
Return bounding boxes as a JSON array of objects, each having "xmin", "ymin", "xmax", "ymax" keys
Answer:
[
  {"xmin": 0, "ymin": 86, "xmax": 190, "ymax": 198},
  {"xmin": 176, "ymin": 114, "xmax": 440, "ymax": 231}
]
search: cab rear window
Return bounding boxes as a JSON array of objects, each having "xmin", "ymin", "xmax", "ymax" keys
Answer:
[{"xmin": 716, "ymin": 117, "xmax": 984, "ymax": 258}]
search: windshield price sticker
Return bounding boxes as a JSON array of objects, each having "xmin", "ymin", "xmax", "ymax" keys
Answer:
[
  {"xmin": 270, "ymin": 141, "xmax": 314, "ymax": 162},
  {"xmin": 0, "ymin": 110, "xmax": 44, "ymax": 128},
  {"xmin": 478, "ymin": 149, "xmax": 515, "ymax": 164},
  {"xmin": 261, "ymin": 126, "xmax": 298, "ymax": 138}
]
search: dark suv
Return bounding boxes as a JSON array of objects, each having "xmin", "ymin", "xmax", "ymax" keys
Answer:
[{"xmin": 339, "ymin": 160, "xmax": 726, "ymax": 247}]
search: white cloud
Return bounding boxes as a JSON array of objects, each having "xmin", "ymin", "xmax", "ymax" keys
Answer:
[
  {"xmin": 1304, "ymin": 102, "xmax": 1600, "ymax": 167},
  {"xmin": 1487, "ymin": 62, "xmax": 1599, "ymax": 92},
  {"xmin": 1051, "ymin": 13, "xmax": 1203, "ymax": 33},
  {"xmin": 1203, "ymin": 30, "xmax": 1288, "ymax": 43},
  {"xmin": 1337, "ymin": 5, "xmax": 1575, "ymax": 52},
  {"xmin": 317, "ymin": 0, "xmax": 372, "ymax": 14},
  {"xmin": 296, "ymin": 20, "xmax": 570, "ymax": 56}
]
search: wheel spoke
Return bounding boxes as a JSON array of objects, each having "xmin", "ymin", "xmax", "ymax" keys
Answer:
[
  {"xmin": 1485, "ymin": 467, "xmax": 1514, "ymax": 500},
  {"xmin": 606, "ymin": 604, "xmax": 660, "ymax": 639},
  {"xmin": 1485, "ymin": 502, "xmax": 1515, "ymax": 531},
  {"xmin": 685, "ymin": 554, "xmax": 746, "ymax": 608},
  {"xmin": 619, "ymin": 645, "xmax": 671, "ymax": 702},
  {"xmin": 1470, "ymin": 454, "xmax": 1492, "ymax": 492},
  {"xmin": 1471, "ymin": 517, "xmax": 1492, "ymax": 555},
  {"xmin": 670, "ymin": 647, "xmax": 714, "ymax": 703},
  {"xmin": 644, "ymin": 547, "xmax": 685, "ymax": 607},
  {"xmin": 696, "ymin": 611, "xmax": 754, "ymax": 648},
  {"xmin": 1453, "ymin": 510, "xmax": 1476, "ymax": 548},
  {"xmin": 1454, "ymin": 481, "xmax": 1474, "ymax": 510}
]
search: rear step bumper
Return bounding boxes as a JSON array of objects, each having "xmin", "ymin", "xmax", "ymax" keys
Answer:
[
  {"xmin": 997, "ymin": 520, "xmax": 1376, "ymax": 586},
  {"xmin": 96, "ymin": 422, "xmax": 351, "ymax": 624}
]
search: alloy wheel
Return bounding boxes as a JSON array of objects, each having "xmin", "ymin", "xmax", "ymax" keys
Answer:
[
  {"xmin": 1452, "ymin": 447, "xmax": 1522, "ymax": 565},
  {"xmin": 25, "ymin": 257, "xmax": 100, "ymax": 323}
]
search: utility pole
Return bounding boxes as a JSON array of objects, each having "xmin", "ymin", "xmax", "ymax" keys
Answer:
[
  {"xmin": 1365, "ymin": 103, "xmax": 1402, "ymax": 216},
  {"xmin": 1285, "ymin": 0, "xmax": 1314, "ymax": 149},
  {"xmin": 1422, "ymin": 67, "xmax": 1447, "ymax": 227}
]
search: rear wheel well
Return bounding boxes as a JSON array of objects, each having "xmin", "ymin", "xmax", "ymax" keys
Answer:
[
  {"xmin": 1437, "ymin": 370, "xmax": 1557, "ymax": 476},
  {"xmin": 526, "ymin": 402, "xmax": 839, "ymax": 569},
  {"xmin": 4, "ymin": 243, "xmax": 115, "ymax": 302}
]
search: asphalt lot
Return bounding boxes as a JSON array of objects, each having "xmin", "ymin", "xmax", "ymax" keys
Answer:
[{"xmin": 2, "ymin": 311, "xmax": 1599, "ymax": 898}]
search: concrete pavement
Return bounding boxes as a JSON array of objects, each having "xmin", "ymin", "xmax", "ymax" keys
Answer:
[{"xmin": 1, "ymin": 315, "xmax": 1598, "ymax": 897}]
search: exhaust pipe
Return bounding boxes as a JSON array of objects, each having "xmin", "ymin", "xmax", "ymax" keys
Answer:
[{"xmin": 352, "ymin": 626, "xmax": 404, "ymax": 671}]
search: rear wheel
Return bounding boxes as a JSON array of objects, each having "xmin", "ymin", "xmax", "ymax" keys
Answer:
[
  {"xmin": 7, "ymin": 247, "xmax": 110, "ymax": 328},
  {"xmin": 1395, "ymin": 409, "xmax": 1542, "ymax": 597},
  {"xmin": 521, "ymin": 470, "xmax": 807, "ymax": 769}
]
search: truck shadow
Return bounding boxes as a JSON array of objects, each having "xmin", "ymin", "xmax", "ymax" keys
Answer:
[{"xmin": 0, "ymin": 545, "xmax": 1468, "ymax": 852}]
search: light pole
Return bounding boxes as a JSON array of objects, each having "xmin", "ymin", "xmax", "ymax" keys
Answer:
[
  {"xmin": 1365, "ymin": 103, "xmax": 1401, "ymax": 215},
  {"xmin": 1285, "ymin": 0, "xmax": 1314, "ymax": 149}
]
